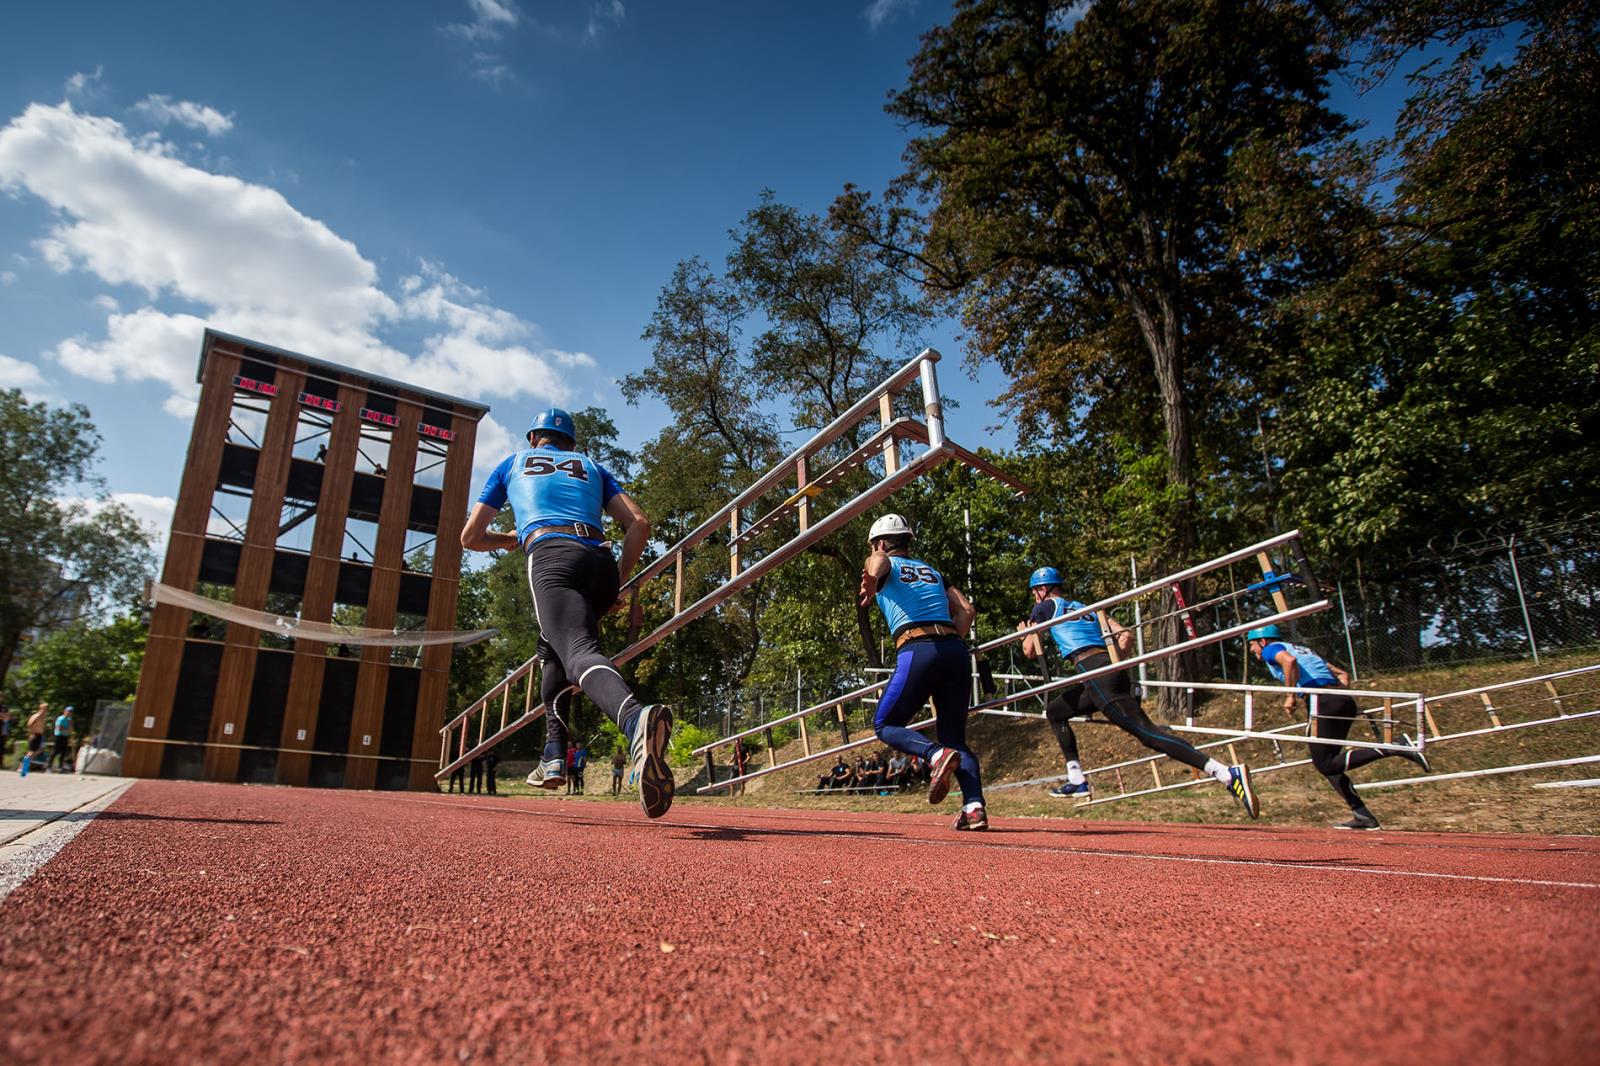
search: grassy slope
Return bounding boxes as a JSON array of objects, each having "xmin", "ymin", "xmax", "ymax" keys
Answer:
[{"xmin": 503, "ymin": 652, "xmax": 1600, "ymax": 835}]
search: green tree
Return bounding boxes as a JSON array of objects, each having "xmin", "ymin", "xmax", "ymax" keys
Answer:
[
  {"xmin": 0, "ymin": 390, "xmax": 155, "ymax": 693},
  {"xmin": 838, "ymin": 0, "xmax": 1364, "ymax": 703},
  {"xmin": 13, "ymin": 614, "xmax": 147, "ymax": 718}
]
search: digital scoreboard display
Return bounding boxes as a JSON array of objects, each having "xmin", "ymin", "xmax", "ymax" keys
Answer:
[
  {"xmin": 419, "ymin": 422, "xmax": 456, "ymax": 442},
  {"xmin": 358, "ymin": 407, "xmax": 401, "ymax": 428},
  {"xmin": 298, "ymin": 391, "xmax": 341, "ymax": 413},
  {"xmin": 233, "ymin": 374, "xmax": 278, "ymax": 397}
]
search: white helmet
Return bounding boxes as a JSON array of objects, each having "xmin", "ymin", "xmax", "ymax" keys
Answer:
[{"xmin": 868, "ymin": 513, "xmax": 914, "ymax": 544}]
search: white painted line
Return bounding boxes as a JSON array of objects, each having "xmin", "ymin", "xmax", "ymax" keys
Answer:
[
  {"xmin": 0, "ymin": 780, "xmax": 135, "ymax": 903},
  {"xmin": 388, "ymin": 796, "xmax": 1600, "ymax": 891}
]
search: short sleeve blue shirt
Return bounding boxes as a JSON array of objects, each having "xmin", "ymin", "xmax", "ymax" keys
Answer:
[
  {"xmin": 874, "ymin": 556, "xmax": 954, "ymax": 636},
  {"xmin": 1261, "ymin": 641, "xmax": 1339, "ymax": 692},
  {"xmin": 477, "ymin": 446, "xmax": 623, "ymax": 546},
  {"xmin": 1031, "ymin": 596, "xmax": 1106, "ymax": 658}
]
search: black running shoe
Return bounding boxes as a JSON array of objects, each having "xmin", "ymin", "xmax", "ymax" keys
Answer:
[
  {"xmin": 632, "ymin": 705, "xmax": 675, "ymax": 819},
  {"xmin": 1397, "ymin": 734, "xmax": 1431, "ymax": 773},
  {"xmin": 1334, "ymin": 810, "xmax": 1381, "ymax": 831}
]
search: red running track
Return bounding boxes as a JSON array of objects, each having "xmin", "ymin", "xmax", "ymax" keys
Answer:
[{"xmin": 2, "ymin": 780, "xmax": 1597, "ymax": 1064}]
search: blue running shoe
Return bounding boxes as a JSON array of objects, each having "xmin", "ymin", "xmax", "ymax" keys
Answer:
[
  {"xmin": 1227, "ymin": 765, "xmax": 1260, "ymax": 819},
  {"xmin": 1048, "ymin": 780, "xmax": 1091, "ymax": 799}
]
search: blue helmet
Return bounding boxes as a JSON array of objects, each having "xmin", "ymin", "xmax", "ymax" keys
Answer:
[
  {"xmin": 1028, "ymin": 566, "xmax": 1061, "ymax": 589},
  {"xmin": 528, "ymin": 408, "xmax": 576, "ymax": 444},
  {"xmin": 1246, "ymin": 624, "xmax": 1281, "ymax": 642}
]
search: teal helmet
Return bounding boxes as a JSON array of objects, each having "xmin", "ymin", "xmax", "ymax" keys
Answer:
[
  {"xmin": 1246, "ymin": 625, "xmax": 1281, "ymax": 642},
  {"xmin": 528, "ymin": 408, "xmax": 576, "ymax": 444},
  {"xmin": 1028, "ymin": 566, "xmax": 1061, "ymax": 589}
]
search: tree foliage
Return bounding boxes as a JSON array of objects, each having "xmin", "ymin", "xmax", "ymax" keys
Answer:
[
  {"xmin": 0, "ymin": 390, "xmax": 155, "ymax": 693},
  {"xmin": 12, "ymin": 613, "xmax": 146, "ymax": 716}
]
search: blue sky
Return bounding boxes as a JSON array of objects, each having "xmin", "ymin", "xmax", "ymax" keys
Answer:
[{"xmin": 0, "ymin": 0, "xmax": 1410, "ymax": 542}]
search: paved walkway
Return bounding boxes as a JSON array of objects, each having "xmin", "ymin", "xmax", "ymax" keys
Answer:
[
  {"xmin": 0, "ymin": 772, "xmax": 133, "ymax": 846},
  {"xmin": 0, "ymin": 772, "xmax": 134, "ymax": 903}
]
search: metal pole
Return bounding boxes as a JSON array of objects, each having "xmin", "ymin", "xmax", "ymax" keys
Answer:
[
  {"xmin": 1337, "ymin": 578, "xmax": 1359, "ymax": 681},
  {"xmin": 1130, "ymin": 556, "xmax": 1147, "ymax": 691},
  {"xmin": 1508, "ymin": 536, "xmax": 1541, "ymax": 664},
  {"xmin": 918, "ymin": 349, "xmax": 945, "ymax": 449}
]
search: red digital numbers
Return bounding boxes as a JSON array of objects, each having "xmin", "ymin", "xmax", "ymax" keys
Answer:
[
  {"xmin": 418, "ymin": 422, "xmax": 455, "ymax": 442},
  {"xmin": 233, "ymin": 374, "xmax": 279, "ymax": 397},
  {"xmin": 358, "ymin": 407, "xmax": 400, "ymax": 428},
  {"xmin": 297, "ymin": 391, "xmax": 341, "ymax": 413}
]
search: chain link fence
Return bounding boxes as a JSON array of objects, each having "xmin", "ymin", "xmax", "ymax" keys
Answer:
[{"xmin": 1277, "ymin": 516, "xmax": 1600, "ymax": 680}]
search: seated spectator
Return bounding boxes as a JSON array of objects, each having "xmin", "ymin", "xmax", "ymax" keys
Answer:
[
  {"xmin": 859, "ymin": 750, "xmax": 884, "ymax": 791},
  {"xmin": 885, "ymin": 752, "xmax": 908, "ymax": 791},
  {"xmin": 849, "ymin": 756, "xmax": 868, "ymax": 790},
  {"xmin": 819, "ymin": 756, "xmax": 850, "ymax": 791}
]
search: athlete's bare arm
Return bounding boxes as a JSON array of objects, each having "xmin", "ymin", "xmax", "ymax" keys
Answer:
[
  {"xmin": 946, "ymin": 586, "xmax": 976, "ymax": 637},
  {"xmin": 1105, "ymin": 616, "xmax": 1136, "ymax": 658},
  {"xmin": 1017, "ymin": 619, "xmax": 1043, "ymax": 659},
  {"xmin": 606, "ymin": 491, "xmax": 651, "ymax": 585},
  {"xmin": 1272, "ymin": 648, "xmax": 1301, "ymax": 713},
  {"xmin": 857, "ymin": 551, "xmax": 892, "ymax": 608},
  {"xmin": 460, "ymin": 502, "xmax": 519, "ymax": 553}
]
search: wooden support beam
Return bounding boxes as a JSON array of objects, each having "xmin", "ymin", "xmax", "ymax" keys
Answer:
[
  {"xmin": 798, "ymin": 715, "xmax": 810, "ymax": 756},
  {"xmin": 878, "ymin": 394, "xmax": 899, "ymax": 475},
  {"xmin": 1257, "ymin": 551, "xmax": 1291, "ymax": 615},
  {"xmin": 765, "ymin": 728, "xmax": 777, "ymax": 768},
  {"xmin": 796, "ymin": 456, "xmax": 810, "ymax": 532},
  {"xmin": 1480, "ymin": 692, "xmax": 1503, "ymax": 729},
  {"xmin": 729, "ymin": 510, "xmax": 741, "ymax": 578},
  {"xmin": 1545, "ymin": 681, "xmax": 1568, "ymax": 716},
  {"xmin": 674, "ymin": 551, "xmax": 684, "ymax": 615},
  {"xmin": 1382, "ymin": 697, "xmax": 1395, "ymax": 745}
]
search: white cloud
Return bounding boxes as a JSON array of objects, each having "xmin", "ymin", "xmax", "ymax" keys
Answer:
[
  {"xmin": 0, "ymin": 270, "xmax": 15, "ymax": 285},
  {"xmin": 132, "ymin": 94, "xmax": 234, "ymax": 136},
  {"xmin": 0, "ymin": 101, "xmax": 591, "ymax": 430},
  {"xmin": 446, "ymin": 0, "xmax": 520, "ymax": 42},
  {"xmin": 92, "ymin": 293, "xmax": 119, "ymax": 311},
  {"xmin": 864, "ymin": 0, "xmax": 916, "ymax": 30},
  {"xmin": 468, "ymin": 51, "xmax": 516, "ymax": 87},
  {"xmin": 65, "ymin": 67, "xmax": 103, "ymax": 100},
  {"xmin": 0, "ymin": 354, "xmax": 50, "ymax": 393},
  {"xmin": 584, "ymin": 1, "xmax": 625, "ymax": 41}
]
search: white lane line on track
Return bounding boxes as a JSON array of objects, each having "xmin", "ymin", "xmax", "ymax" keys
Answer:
[
  {"xmin": 388, "ymin": 796, "xmax": 1600, "ymax": 891},
  {"xmin": 0, "ymin": 781, "xmax": 135, "ymax": 904}
]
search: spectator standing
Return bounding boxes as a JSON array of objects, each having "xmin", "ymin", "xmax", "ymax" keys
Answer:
[
  {"xmin": 566, "ymin": 745, "xmax": 579, "ymax": 795},
  {"xmin": 52, "ymin": 706, "xmax": 74, "ymax": 772},
  {"xmin": 611, "ymin": 748, "xmax": 625, "ymax": 795},
  {"xmin": 448, "ymin": 759, "xmax": 466, "ymax": 793},
  {"xmin": 0, "ymin": 705, "xmax": 11, "ymax": 766},
  {"xmin": 485, "ymin": 749, "xmax": 500, "ymax": 795},
  {"xmin": 468, "ymin": 754, "xmax": 485, "ymax": 795},
  {"xmin": 27, "ymin": 703, "xmax": 49, "ymax": 774},
  {"xmin": 572, "ymin": 743, "xmax": 588, "ymax": 795}
]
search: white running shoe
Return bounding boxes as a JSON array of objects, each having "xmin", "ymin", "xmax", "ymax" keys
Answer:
[{"xmin": 632, "ymin": 705, "xmax": 675, "ymax": 819}]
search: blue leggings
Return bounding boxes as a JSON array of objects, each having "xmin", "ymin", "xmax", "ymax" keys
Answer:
[{"xmin": 874, "ymin": 637, "xmax": 983, "ymax": 805}]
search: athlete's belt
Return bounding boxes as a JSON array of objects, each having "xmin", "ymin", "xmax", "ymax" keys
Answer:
[
  {"xmin": 526, "ymin": 522, "xmax": 603, "ymax": 547},
  {"xmin": 894, "ymin": 622, "xmax": 960, "ymax": 648},
  {"xmin": 1070, "ymin": 646, "xmax": 1110, "ymax": 666}
]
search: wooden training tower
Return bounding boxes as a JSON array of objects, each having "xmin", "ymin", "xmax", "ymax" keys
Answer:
[{"xmin": 127, "ymin": 330, "xmax": 489, "ymax": 790}]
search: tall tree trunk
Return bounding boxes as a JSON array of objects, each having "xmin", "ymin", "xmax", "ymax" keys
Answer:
[{"xmin": 0, "ymin": 630, "xmax": 19, "ymax": 695}]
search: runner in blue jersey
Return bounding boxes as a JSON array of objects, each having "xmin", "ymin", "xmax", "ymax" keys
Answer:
[
  {"xmin": 857, "ymin": 514, "xmax": 989, "ymax": 830},
  {"xmin": 1248, "ymin": 626, "xmax": 1428, "ymax": 830},
  {"xmin": 461, "ymin": 408, "xmax": 675, "ymax": 819},
  {"xmin": 1020, "ymin": 567, "xmax": 1260, "ymax": 818}
]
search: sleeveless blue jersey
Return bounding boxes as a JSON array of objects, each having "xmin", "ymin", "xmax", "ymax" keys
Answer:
[
  {"xmin": 477, "ymin": 446, "xmax": 623, "ymax": 546},
  {"xmin": 874, "ymin": 556, "xmax": 953, "ymax": 636},
  {"xmin": 1031, "ymin": 596, "xmax": 1106, "ymax": 657},
  {"xmin": 1260, "ymin": 641, "xmax": 1339, "ymax": 691}
]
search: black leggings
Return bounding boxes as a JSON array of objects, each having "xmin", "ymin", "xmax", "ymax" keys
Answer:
[
  {"xmin": 1308, "ymin": 692, "xmax": 1391, "ymax": 811},
  {"xmin": 526, "ymin": 538, "xmax": 642, "ymax": 756},
  {"xmin": 1044, "ymin": 650, "xmax": 1210, "ymax": 772}
]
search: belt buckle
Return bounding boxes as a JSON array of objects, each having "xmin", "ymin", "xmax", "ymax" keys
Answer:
[{"xmin": 574, "ymin": 521, "xmax": 597, "ymax": 539}]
